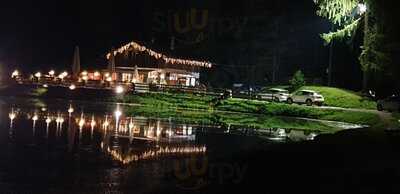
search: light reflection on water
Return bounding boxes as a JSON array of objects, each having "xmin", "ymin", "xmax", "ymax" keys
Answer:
[
  {"xmin": 2, "ymin": 104, "xmax": 322, "ymax": 149},
  {"xmin": 0, "ymin": 98, "xmax": 332, "ymax": 193},
  {"xmin": 2, "ymin": 105, "xmax": 209, "ymax": 163}
]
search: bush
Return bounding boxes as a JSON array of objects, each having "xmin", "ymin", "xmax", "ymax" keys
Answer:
[{"xmin": 289, "ymin": 70, "xmax": 306, "ymax": 91}]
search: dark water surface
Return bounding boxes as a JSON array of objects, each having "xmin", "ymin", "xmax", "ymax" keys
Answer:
[
  {"xmin": 0, "ymin": 97, "xmax": 321, "ymax": 194},
  {"xmin": 2, "ymin": 97, "xmax": 400, "ymax": 194}
]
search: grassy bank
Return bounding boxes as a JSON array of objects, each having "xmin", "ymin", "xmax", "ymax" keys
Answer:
[
  {"xmin": 299, "ymin": 86, "xmax": 376, "ymax": 109},
  {"xmin": 116, "ymin": 92, "xmax": 382, "ymax": 128},
  {"xmin": 3, "ymin": 85, "xmax": 383, "ymax": 130},
  {"xmin": 124, "ymin": 105, "xmax": 340, "ymax": 132},
  {"xmin": 218, "ymin": 98, "xmax": 380, "ymax": 127}
]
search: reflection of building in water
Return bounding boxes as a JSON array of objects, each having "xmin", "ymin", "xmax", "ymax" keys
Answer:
[
  {"xmin": 101, "ymin": 117, "xmax": 206, "ymax": 165},
  {"xmin": 6, "ymin": 106, "xmax": 206, "ymax": 164},
  {"xmin": 103, "ymin": 144, "xmax": 207, "ymax": 165}
]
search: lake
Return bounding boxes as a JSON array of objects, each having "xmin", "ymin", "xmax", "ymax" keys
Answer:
[{"xmin": 1, "ymin": 96, "xmax": 387, "ymax": 194}]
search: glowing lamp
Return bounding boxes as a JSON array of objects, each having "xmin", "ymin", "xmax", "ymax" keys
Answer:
[
  {"xmin": 69, "ymin": 84, "xmax": 76, "ymax": 90},
  {"xmin": 49, "ymin": 70, "xmax": 55, "ymax": 76},
  {"xmin": 115, "ymin": 86, "xmax": 124, "ymax": 94},
  {"xmin": 9, "ymin": 112, "xmax": 16, "ymax": 120},
  {"xmin": 82, "ymin": 75, "xmax": 88, "ymax": 81},
  {"xmin": 358, "ymin": 3, "xmax": 367, "ymax": 14},
  {"xmin": 11, "ymin": 70, "xmax": 19, "ymax": 78},
  {"xmin": 45, "ymin": 117, "xmax": 52, "ymax": 124},
  {"xmin": 115, "ymin": 110, "xmax": 122, "ymax": 118},
  {"xmin": 79, "ymin": 119, "xmax": 85, "ymax": 128},
  {"xmin": 68, "ymin": 105, "xmax": 74, "ymax": 114},
  {"xmin": 35, "ymin": 72, "xmax": 42, "ymax": 78}
]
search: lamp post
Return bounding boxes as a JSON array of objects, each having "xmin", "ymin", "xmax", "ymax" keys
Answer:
[{"xmin": 359, "ymin": 3, "xmax": 369, "ymax": 92}]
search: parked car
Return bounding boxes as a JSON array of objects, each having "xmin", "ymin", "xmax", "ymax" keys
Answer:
[
  {"xmin": 257, "ymin": 88, "xmax": 289, "ymax": 102},
  {"xmin": 377, "ymin": 95, "xmax": 400, "ymax": 112},
  {"xmin": 232, "ymin": 84, "xmax": 260, "ymax": 97},
  {"xmin": 287, "ymin": 90, "xmax": 325, "ymax": 106}
]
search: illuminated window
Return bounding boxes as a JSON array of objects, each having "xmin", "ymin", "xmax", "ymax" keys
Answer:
[{"xmin": 122, "ymin": 73, "xmax": 132, "ymax": 82}]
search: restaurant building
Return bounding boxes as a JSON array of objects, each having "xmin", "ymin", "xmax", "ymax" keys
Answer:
[{"xmin": 100, "ymin": 41, "xmax": 212, "ymax": 87}]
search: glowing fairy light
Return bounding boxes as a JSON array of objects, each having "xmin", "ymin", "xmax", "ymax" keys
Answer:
[
  {"xmin": 106, "ymin": 77, "xmax": 112, "ymax": 82},
  {"xmin": 94, "ymin": 71, "xmax": 100, "ymax": 77}
]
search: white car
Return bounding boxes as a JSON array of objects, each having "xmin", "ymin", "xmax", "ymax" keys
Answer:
[
  {"xmin": 287, "ymin": 90, "xmax": 325, "ymax": 106},
  {"xmin": 377, "ymin": 96, "xmax": 400, "ymax": 112},
  {"xmin": 257, "ymin": 88, "xmax": 289, "ymax": 102}
]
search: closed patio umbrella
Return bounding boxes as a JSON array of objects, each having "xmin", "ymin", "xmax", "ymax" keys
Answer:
[{"xmin": 72, "ymin": 46, "xmax": 81, "ymax": 80}]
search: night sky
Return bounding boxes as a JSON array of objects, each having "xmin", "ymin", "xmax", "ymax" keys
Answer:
[{"xmin": 0, "ymin": 0, "xmax": 362, "ymax": 88}]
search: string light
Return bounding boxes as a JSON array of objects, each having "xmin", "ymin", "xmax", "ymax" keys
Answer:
[{"xmin": 106, "ymin": 41, "xmax": 212, "ymax": 68}]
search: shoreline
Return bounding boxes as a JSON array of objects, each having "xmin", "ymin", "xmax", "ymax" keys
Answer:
[{"xmin": 0, "ymin": 84, "xmax": 394, "ymax": 130}]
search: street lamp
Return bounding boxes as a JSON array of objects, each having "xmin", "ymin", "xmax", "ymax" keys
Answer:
[{"xmin": 358, "ymin": 3, "xmax": 367, "ymax": 14}]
